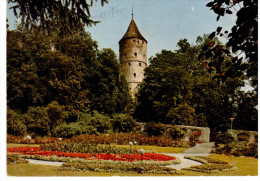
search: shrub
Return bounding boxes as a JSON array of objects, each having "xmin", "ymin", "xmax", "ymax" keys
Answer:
[
  {"xmin": 7, "ymin": 154, "xmax": 28, "ymax": 164},
  {"xmin": 168, "ymin": 126, "xmax": 185, "ymax": 140},
  {"xmin": 144, "ymin": 122, "xmax": 165, "ymax": 137},
  {"xmin": 167, "ymin": 104, "xmax": 197, "ymax": 126},
  {"xmin": 46, "ymin": 101, "xmax": 65, "ymax": 133},
  {"xmin": 111, "ymin": 114, "xmax": 136, "ymax": 133},
  {"xmin": 89, "ymin": 111, "xmax": 112, "ymax": 133},
  {"xmin": 245, "ymin": 143, "xmax": 258, "ymax": 157},
  {"xmin": 7, "ymin": 108, "xmax": 27, "ymax": 136},
  {"xmin": 215, "ymin": 132, "xmax": 234, "ymax": 146},
  {"xmin": 20, "ymin": 106, "xmax": 51, "ymax": 136},
  {"xmin": 53, "ymin": 123, "xmax": 82, "ymax": 138}
]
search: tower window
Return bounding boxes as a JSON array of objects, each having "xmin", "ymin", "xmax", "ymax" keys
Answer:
[
  {"xmin": 139, "ymin": 63, "xmax": 141, "ymax": 66},
  {"xmin": 133, "ymin": 40, "xmax": 136, "ymax": 42},
  {"xmin": 128, "ymin": 62, "xmax": 131, "ymax": 66},
  {"xmin": 143, "ymin": 54, "xmax": 145, "ymax": 58},
  {"xmin": 134, "ymin": 52, "xmax": 137, "ymax": 56},
  {"xmin": 125, "ymin": 53, "xmax": 127, "ymax": 56},
  {"xmin": 134, "ymin": 73, "xmax": 136, "ymax": 77}
]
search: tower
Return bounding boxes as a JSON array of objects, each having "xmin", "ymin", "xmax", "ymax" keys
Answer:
[{"xmin": 119, "ymin": 15, "xmax": 147, "ymax": 97}]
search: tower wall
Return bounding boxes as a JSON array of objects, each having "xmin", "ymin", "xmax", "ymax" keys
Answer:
[{"xmin": 119, "ymin": 37, "xmax": 147, "ymax": 95}]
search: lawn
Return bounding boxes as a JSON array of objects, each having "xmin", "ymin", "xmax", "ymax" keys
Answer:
[{"xmin": 7, "ymin": 153, "xmax": 258, "ymax": 176}]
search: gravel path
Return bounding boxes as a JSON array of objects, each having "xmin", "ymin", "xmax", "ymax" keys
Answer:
[
  {"xmin": 182, "ymin": 142, "xmax": 215, "ymax": 154},
  {"xmin": 163, "ymin": 153, "xmax": 210, "ymax": 170},
  {"xmin": 26, "ymin": 159, "xmax": 64, "ymax": 166}
]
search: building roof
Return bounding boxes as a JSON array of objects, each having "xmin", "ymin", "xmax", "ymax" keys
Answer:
[{"xmin": 119, "ymin": 17, "xmax": 147, "ymax": 44}]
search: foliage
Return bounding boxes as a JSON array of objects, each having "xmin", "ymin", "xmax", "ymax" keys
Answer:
[
  {"xmin": 8, "ymin": 0, "xmax": 108, "ymax": 36},
  {"xmin": 111, "ymin": 114, "xmax": 136, "ymax": 133},
  {"xmin": 214, "ymin": 142, "xmax": 258, "ymax": 157},
  {"xmin": 20, "ymin": 106, "xmax": 51, "ymax": 136},
  {"xmin": 7, "ymin": 28, "xmax": 132, "ymax": 134},
  {"xmin": 10, "ymin": 153, "xmax": 180, "ymax": 167},
  {"xmin": 168, "ymin": 126, "xmax": 185, "ymax": 140},
  {"xmin": 144, "ymin": 122, "xmax": 165, "ymax": 137},
  {"xmin": 7, "ymin": 133, "xmax": 191, "ymax": 148},
  {"xmin": 53, "ymin": 123, "xmax": 82, "ymax": 138},
  {"xmin": 168, "ymin": 104, "xmax": 197, "ymax": 126},
  {"xmin": 41, "ymin": 142, "xmax": 136, "ymax": 154},
  {"xmin": 7, "ymin": 108, "xmax": 27, "ymax": 136},
  {"xmin": 57, "ymin": 162, "xmax": 180, "ymax": 174},
  {"xmin": 215, "ymin": 132, "xmax": 234, "ymax": 146},
  {"xmin": 203, "ymin": 0, "xmax": 258, "ymax": 88},
  {"xmin": 7, "ymin": 146, "xmax": 176, "ymax": 162},
  {"xmin": 182, "ymin": 163, "xmax": 236, "ymax": 173},
  {"xmin": 135, "ymin": 36, "xmax": 247, "ymax": 132},
  {"xmin": 7, "ymin": 154, "xmax": 28, "ymax": 164},
  {"xmin": 184, "ymin": 156, "xmax": 228, "ymax": 164}
]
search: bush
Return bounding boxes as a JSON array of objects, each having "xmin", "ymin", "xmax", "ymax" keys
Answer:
[
  {"xmin": 7, "ymin": 108, "xmax": 27, "ymax": 136},
  {"xmin": 245, "ymin": 143, "xmax": 258, "ymax": 157},
  {"xmin": 53, "ymin": 123, "xmax": 82, "ymax": 138},
  {"xmin": 111, "ymin": 114, "xmax": 136, "ymax": 133},
  {"xmin": 215, "ymin": 132, "xmax": 234, "ymax": 146},
  {"xmin": 46, "ymin": 101, "xmax": 65, "ymax": 132},
  {"xmin": 20, "ymin": 106, "xmax": 51, "ymax": 136},
  {"xmin": 89, "ymin": 111, "xmax": 112, "ymax": 133},
  {"xmin": 168, "ymin": 126, "xmax": 185, "ymax": 140},
  {"xmin": 144, "ymin": 122, "xmax": 165, "ymax": 137}
]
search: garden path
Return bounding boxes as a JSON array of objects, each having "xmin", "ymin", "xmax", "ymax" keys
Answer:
[{"xmin": 182, "ymin": 142, "xmax": 215, "ymax": 154}]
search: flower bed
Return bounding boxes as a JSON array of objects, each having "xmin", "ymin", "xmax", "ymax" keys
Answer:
[
  {"xmin": 7, "ymin": 146, "xmax": 176, "ymax": 162},
  {"xmin": 182, "ymin": 164, "xmax": 237, "ymax": 173},
  {"xmin": 182, "ymin": 156, "xmax": 236, "ymax": 173},
  {"xmin": 7, "ymin": 153, "xmax": 181, "ymax": 166},
  {"xmin": 7, "ymin": 133, "xmax": 191, "ymax": 148},
  {"xmin": 57, "ymin": 162, "xmax": 182, "ymax": 174},
  {"xmin": 184, "ymin": 156, "xmax": 228, "ymax": 164}
]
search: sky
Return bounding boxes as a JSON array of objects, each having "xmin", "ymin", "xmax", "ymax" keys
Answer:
[{"xmin": 6, "ymin": 0, "xmax": 237, "ymax": 60}]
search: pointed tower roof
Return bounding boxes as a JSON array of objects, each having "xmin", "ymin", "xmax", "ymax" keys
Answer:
[{"xmin": 119, "ymin": 17, "xmax": 147, "ymax": 44}]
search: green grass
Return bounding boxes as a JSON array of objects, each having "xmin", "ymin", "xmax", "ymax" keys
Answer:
[
  {"xmin": 7, "ymin": 143, "xmax": 40, "ymax": 148},
  {"xmin": 7, "ymin": 154, "xmax": 258, "ymax": 176}
]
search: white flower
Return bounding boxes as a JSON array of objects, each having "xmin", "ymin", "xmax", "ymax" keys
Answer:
[
  {"xmin": 59, "ymin": 138, "xmax": 62, "ymax": 141},
  {"xmin": 129, "ymin": 141, "xmax": 133, "ymax": 145},
  {"xmin": 133, "ymin": 141, "xmax": 137, "ymax": 145}
]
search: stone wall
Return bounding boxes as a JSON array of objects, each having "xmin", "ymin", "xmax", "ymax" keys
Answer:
[
  {"xmin": 135, "ymin": 122, "xmax": 211, "ymax": 143},
  {"xmin": 227, "ymin": 129, "xmax": 258, "ymax": 143}
]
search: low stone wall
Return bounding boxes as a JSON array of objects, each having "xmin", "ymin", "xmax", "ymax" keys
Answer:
[
  {"xmin": 227, "ymin": 129, "xmax": 258, "ymax": 143},
  {"xmin": 135, "ymin": 122, "xmax": 210, "ymax": 143}
]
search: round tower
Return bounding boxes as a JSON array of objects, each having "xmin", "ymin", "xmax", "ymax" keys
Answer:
[{"xmin": 119, "ymin": 16, "xmax": 147, "ymax": 97}]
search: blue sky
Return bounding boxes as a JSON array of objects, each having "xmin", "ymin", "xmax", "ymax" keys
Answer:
[{"xmin": 6, "ymin": 0, "xmax": 237, "ymax": 60}]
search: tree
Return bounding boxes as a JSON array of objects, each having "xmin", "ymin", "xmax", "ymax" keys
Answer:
[
  {"xmin": 8, "ymin": 0, "xmax": 108, "ymax": 36},
  {"xmin": 135, "ymin": 36, "xmax": 246, "ymax": 132},
  {"xmin": 202, "ymin": 0, "xmax": 258, "ymax": 89},
  {"xmin": 7, "ymin": 28, "xmax": 132, "ymax": 117}
]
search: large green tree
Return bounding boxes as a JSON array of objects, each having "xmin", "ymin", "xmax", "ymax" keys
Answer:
[
  {"xmin": 135, "ymin": 36, "xmax": 250, "ymax": 132},
  {"xmin": 7, "ymin": 28, "xmax": 132, "ymax": 116}
]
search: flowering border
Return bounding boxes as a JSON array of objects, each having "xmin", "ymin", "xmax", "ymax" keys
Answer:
[{"xmin": 7, "ymin": 146, "xmax": 177, "ymax": 162}]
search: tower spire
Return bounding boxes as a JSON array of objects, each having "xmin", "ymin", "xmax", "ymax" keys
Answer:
[{"xmin": 132, "ymin": 3, "xmax": 133, "ymax": 19}]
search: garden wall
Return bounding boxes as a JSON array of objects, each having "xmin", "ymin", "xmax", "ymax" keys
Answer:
[
  {"xmin": 227, "ymin": 129, "xmax": 258, "ymax": 143},
  {"xmin": 135, "ymin": 122, "xmax": 210, "ymax": 143}
]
